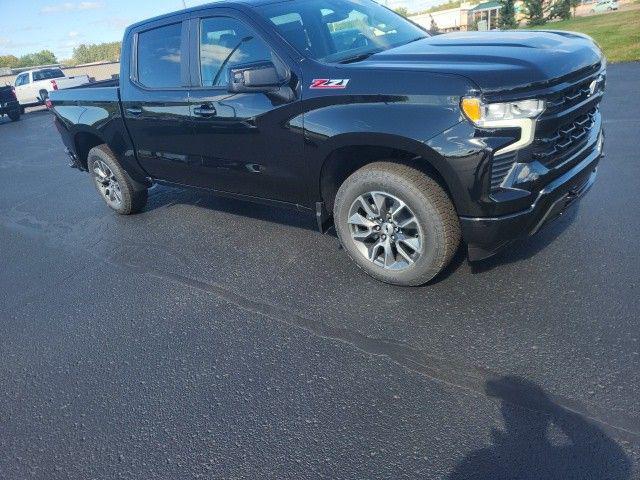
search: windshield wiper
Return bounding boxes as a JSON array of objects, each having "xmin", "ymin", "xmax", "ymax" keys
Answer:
[
  {"xmin": 389, "ymin": 35, "xmax": 429, "ymax": 49},
  {"xmin": 337, "ymin": 35, "xmax": 428, "ymax": 64},
  {"xmin": 337, "ymin": 50, "xmax": 381, "ymax": 64}
]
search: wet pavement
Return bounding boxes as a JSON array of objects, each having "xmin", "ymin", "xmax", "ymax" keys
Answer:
[{"xmin": 0, "ymin": 63, "xmax": 639, "ymax": 479}]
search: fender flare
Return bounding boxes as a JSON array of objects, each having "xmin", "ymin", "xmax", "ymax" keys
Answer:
[{"xmin": 316, "ymin": 131, "xmax": 465, "ymax": 212}]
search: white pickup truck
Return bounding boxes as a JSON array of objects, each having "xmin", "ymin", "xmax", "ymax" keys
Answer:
[{"xmin": 13, "ymin": 67, "xmax": 90, "ymax": 109}]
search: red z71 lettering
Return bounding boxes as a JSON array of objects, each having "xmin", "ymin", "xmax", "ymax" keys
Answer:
[{"xmin": 310, "ymin": 79, "xmax": 350, "ymax": 89}]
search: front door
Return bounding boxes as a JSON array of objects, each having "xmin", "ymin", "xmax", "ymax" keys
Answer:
[
  {"xmin": 121, "ymin": 18, "xmax": 197, "ymax": 185},
  {"xmin": 184, "ymin": 13, "xmax": 306, "ymax": 204},
  {"xmin": 14, "ymin": 73, "xmax": 35, "ymax": 105}
]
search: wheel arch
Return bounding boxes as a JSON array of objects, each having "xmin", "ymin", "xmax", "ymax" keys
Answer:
[
  {"xmin": 318, "ymin": 135, "xmax": 456, "ymax": 214},
  {"xmin": 73, "ymin": 129, "xmax": 107, "ymax": 170}
]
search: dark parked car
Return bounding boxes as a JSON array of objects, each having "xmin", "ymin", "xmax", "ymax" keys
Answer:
[
  {"xmin": 0, "ymin": 86, "xmax": 21, "ymax": 122},
  {"xmin": 49, "ymin": 0, "xmax": 606, "ymax": 286}
]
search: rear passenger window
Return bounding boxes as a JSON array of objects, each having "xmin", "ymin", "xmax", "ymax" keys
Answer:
[
  {"xmin": 137, "ymin": 23, "xmax": 182, "ymax": 88},
  {"xmin": 199, "ymin": 17, "xmax": 273, "ymax": 87},
  {"xmin": 33, "ymin": 69, "xmax": 65, "ymax": 81}
]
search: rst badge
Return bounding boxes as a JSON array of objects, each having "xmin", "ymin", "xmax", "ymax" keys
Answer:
[{"xmin": 310, "ymin": 79, "xmax": 350, "ymax": 89}]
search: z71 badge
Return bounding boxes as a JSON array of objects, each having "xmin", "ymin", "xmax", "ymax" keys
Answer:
[{"xmin": 310, "ymin": 79, "xmax": 350, "ymax": 89}]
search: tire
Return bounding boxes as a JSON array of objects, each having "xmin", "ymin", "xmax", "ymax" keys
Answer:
[
  {"xmin": 87, "ymin": 144, "xmax": 148, "ymax": 215},
  {"xmin": 8, "ymin": 110, "xmax": 20, "ymax": 122},
  {"xmin": 334, "ymin": 162, "xmax": 460, "ymax": 286},
  {"xmin": 20, "ymin": 106, "xmax": 25, "ymax": 115},
  {"xmin": 38, "ymin": 90, "xmax": 49, "ymax": 103}
]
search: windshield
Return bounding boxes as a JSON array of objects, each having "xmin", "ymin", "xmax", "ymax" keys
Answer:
[{"xmin": 258, "ymin": 0, "xmax": 428, "ymax": 63}]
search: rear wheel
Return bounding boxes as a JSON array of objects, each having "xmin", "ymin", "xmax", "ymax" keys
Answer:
[
  {"xmin": 334, "ymin": 162, "xmax": 460, "ymax": 286},
  {"xmin": 87, "ymin": 145, "xmax": 148, "ymax": 215},
  {"xmin": 8, "ymin": 110, "xmax": 20, "ymax": 122},
  {"xmin": 38, "ymin": 90, "xmax": 49, "ymax": 103}
]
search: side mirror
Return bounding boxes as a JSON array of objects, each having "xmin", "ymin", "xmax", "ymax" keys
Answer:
[{"xmin": 228, "ymin": 61, "xmax": 290, "ymax": 93}]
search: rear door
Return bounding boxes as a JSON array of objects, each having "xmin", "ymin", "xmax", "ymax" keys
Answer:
[
  {"xmin": 183, "ymin": 8, "xmax": 306, "ymax": 204},
  {"xmin": 120, "ymin": 16, "xmax": 197, "ymax": 184}
]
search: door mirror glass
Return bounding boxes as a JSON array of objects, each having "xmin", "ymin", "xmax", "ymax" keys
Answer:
[{"xmin": 228, "ymin": 61, "xmax": 289, "ymax": 92}]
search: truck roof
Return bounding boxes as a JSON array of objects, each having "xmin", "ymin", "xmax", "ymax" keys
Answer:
[{"xmin": 126, "ymin": 0, "xmax": 283, "ymax": 31}]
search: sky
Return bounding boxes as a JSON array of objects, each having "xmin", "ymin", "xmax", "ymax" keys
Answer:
[{"xmin": 0, "ymin": 0, "xmax": 441, "ymax": 60}]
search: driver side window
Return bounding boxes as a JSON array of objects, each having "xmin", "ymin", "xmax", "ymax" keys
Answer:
[{"xmin": 200, "ymin": 17, "xmax": 273, "ymax": 87}]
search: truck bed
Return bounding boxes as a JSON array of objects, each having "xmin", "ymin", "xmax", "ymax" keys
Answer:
[
  {"xmin": 49, "ymin": 84, "xmax": 120, "ymax": 105},
  {"xmin": 69, "ymin": 78, "xmax": 120, "ymax": 89}
]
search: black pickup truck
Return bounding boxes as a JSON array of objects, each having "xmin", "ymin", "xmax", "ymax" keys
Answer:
[
  {"xmin": 50, "ymin": 0, "xmax": 606, "ymax": 286},
  {"xmin": 0, "ymin": 86, "xmax": 21, "ymax": 122}
]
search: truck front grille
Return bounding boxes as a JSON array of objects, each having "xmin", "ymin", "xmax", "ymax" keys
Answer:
[
  {"xmin": 531, "ymin": 64, "xmax": 604, "ymax": 170},
  {"xmin": 544, "ymin": 78, "xmax": 599, "ymax": 115},
  {"xmin": 532, "ymin": 107, "xmax": 598, "ymax": 168}
]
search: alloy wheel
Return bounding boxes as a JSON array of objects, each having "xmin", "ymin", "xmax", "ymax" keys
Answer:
[
  {"xmin": 347, "ymin": 191, "xmax": 423, "ymax": 270},
  {"xmin": 92, "ymin": 159, "xmax": 123, "ymax": 209}
]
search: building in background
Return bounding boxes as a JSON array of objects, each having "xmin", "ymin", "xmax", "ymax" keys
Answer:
[
  {"xmin": 411, "ymin": 0, "xmax": 631, "ymax": 32},
  {"xmin": 411, "ymin": 1, "xmax": 502, "ymax": 32},
  {"xmin": 468, "ymin": 1, "xmax": 503, "ymax": 30}
]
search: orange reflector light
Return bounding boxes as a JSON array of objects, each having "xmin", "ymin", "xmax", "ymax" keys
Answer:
[{"xmin": 461, "ymin": 97, "xmax": 482, "ymax": 123}]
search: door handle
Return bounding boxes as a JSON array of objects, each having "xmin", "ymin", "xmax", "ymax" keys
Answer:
[
  {"xmin": 193, "ymin": 104, "xmax": 217, "ymax": 117},
  {"xmin": 126, "ymin": 107, "xmax": 142, "ymax": 116}
]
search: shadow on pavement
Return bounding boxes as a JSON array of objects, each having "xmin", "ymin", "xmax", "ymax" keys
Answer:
[{"xmin": 448, "ymin": 376, "xmax": 632, "ymax": 480}]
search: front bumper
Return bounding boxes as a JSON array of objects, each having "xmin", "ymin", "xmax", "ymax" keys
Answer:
[{"xmin": 460, "ymin": 134, "xmax": 602, "ymax": 261}]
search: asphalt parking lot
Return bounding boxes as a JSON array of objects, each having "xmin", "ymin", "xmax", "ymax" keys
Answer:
[{"xmin": 1, "ymin": 63, "xmax": 639, "ymax": 479}]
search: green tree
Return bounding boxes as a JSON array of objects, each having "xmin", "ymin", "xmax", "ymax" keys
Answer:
[
  {"xmin": 16, "ymin": 50, "xmax": 57, "ymax": 68},
  {"xmin": 523, "ymin": 0, "xmax": 546, "ymax": 25},
  {"xmin": 548, "ymin": 0, "xmax": 572, "ymax": 20},
  {"xmin": 415, "ymin": 0, "xmax": 461, "ymax": 15},
  {"xmin": 71, "ymin": 42, "xmax": 121, "ymax": 65},
  {"xmin": 498, "ymin": 0, "xmax": 518, "ymax": 29},
  {"xmin": 394, "ymin": 6, "xmax": 409, "ymax": 17},
  {"xmin": 0, "ymin": 55, "xmax": 20, "ymax": 68}
]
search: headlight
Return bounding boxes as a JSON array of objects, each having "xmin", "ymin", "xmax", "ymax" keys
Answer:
[{"xmin": 461, "ymin": 97, "xmax": 545, "ymax": 127}]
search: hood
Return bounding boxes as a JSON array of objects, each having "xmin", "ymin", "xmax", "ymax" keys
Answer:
[{"xmin": 360, "ymin": 31, "xmax": 603, "ymax": 92}]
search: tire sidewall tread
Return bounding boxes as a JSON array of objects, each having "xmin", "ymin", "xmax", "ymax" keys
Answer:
[
  {"xmin": 87, "ymin": 144, "xmax": 147, "ymax": 215},
  {"xmin": 334, "ymin": 161, "xmax": 461, "ymax": 286}
]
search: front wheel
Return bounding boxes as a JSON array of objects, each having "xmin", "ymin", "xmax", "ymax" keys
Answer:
[
  {"xmin": 334, "ymin": 162, "xmax": 461, "ymax": 286},
  {"xmin": 87, "ymin": 145, "xmax": 148, "ymax": 215}
]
